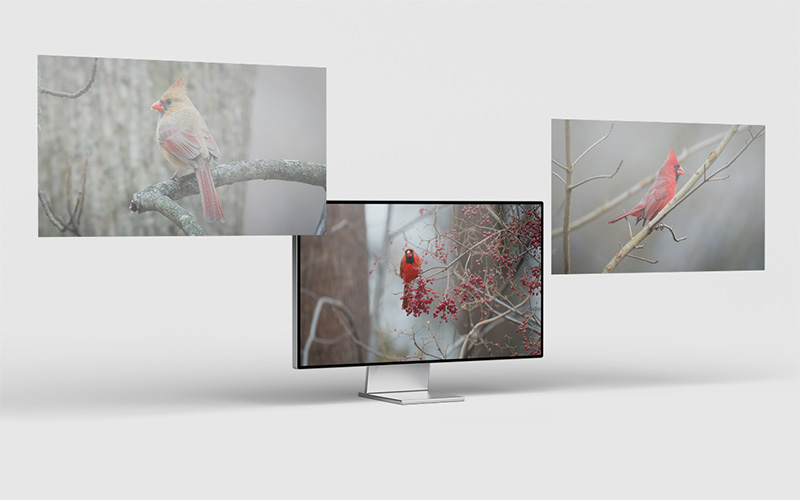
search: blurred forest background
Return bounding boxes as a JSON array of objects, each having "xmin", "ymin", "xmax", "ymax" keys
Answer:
[
  {"xmin": 299, "ymin": 203, "xmax": 543, "ymax": 367},
  {"xmin": 38, "ymin": 56, "xmax": 325, "ymax": 236},
  {"xmin": 551, "ymin": 119, "xmax": 765, "ymax": 274}
]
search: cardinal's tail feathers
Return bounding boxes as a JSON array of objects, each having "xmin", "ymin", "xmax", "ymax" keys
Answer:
[
  {"xmin": 608, "ymin": 212, "xmax": 631, "ymax": 224},
  {"xmin": 195, "ymin": 164, "xmax": 225, "ymax": 223}
]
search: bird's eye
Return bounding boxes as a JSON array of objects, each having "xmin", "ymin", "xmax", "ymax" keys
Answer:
[{"xmin": 166, "ymin": 99, "xmax": 173, "ymax": 105}]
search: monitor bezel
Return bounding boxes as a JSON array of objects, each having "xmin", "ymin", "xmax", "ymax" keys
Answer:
[{"xmin": 293, "ymin": 200, "xmax": 544, "ymax": 370}]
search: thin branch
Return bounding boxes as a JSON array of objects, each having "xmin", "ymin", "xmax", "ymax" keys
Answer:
[
  {"xmin": 562, "ymin": 120, "xmax": 573, "ymax": 274},
  {"xmin": 572, "ymin": 122, "xmax": 614, "ymax": 167},
  {"xmin": 38, "ymin": 189, "xmax": 67, "ymax": 232},
  {"xmin": 624, "ymin": 253, "xmax": 659, "ymax": 264},
  {"xmin": 551, "ymin": 170, "xmax": 566, "ymax": 185},
  {"xmin": 409, "ymin": 329, "xmax": 446, "ymax": 361},
  {"xmin": 130, "ymin": 159, "xmax": 326, "ymax": 234},
  {"xmin": 38, "ymin": 58, "xmax": 98, "ymax": 99},
  {"xmin": 302, "ymin": 292, "xmax": 401, "ymax": 364},
  {"xmin": 459, "ymin": 309, "xmax": 512, "ymax": 359},
  {"xmin": 551, "ymin": 159, "xmax": 567, "ymax": 171},
  {"xmin": 570, "ymin": 159, "xmax": 623, "ymax": 190},
  {"xmin": 654, "ymin": 223, "xmax": 687, "ymax": 243},
  {"xmin": 38, "ymin": 155, "xmax": 89, "ymax": 236}
]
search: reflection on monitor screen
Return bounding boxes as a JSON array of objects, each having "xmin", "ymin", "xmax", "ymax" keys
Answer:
[{"xmin": 294, "ymin": 202, "xmax": 543, "ymax": 404}]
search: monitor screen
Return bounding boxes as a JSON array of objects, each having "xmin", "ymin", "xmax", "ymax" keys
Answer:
[{"xmin": 294, "ymin": 202, "xmax": 543, "ymax": 375}]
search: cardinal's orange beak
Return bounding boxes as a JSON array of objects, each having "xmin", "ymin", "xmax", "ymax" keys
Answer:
[{"xmin": 151, "ymin": 100, "xmax": 164, "ymax": 112}]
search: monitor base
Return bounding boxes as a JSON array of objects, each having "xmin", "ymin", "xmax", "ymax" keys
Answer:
[
  {"xmin": 358, "ymin": 390, "xmax": 464, "ymax": 405},
  {"xmin": 358, "ymin": 364, "xmax": 464, "ymax": 405}
]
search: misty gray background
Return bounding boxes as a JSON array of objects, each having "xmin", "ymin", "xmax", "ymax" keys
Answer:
[
  {"xmin": 37, "ymin": 57, "xmax": 325, "ymax": 236},
  {"xmin": 245, "ymin": 64, "xmax": 326, "ymax": 234},
  {"xmin": 552, "ymin": 120, "xmax": 765, "ymax": 274}
]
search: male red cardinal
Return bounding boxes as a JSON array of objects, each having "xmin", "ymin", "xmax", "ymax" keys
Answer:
[
  {"xmin": 608, "ymin": 148, "xmax": 684, "ymax": 226},
  {"xmin": 151, "ymin": 78, "xmax": 224, "ymax": 223},
  {"xmin": 400, "ymin": 248, "xmax": 422, "ymax": 310}
]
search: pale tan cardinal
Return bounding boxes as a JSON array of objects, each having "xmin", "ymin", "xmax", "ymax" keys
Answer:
[{"xmin": 151, "ymin": 78, "xmax": 224, "ymax": 222}]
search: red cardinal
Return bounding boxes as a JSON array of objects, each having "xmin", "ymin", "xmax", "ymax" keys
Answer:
[
  {"xmin": 151, "ymin": 78, "xmax": 224, "ymax": 223},
  {"xmin": 400, "ymin": 248, "xmax": 422, "ymax": 310},
  {"xmin": 608, "ymin": 148, "xmax": 684, "ymax": 226}
]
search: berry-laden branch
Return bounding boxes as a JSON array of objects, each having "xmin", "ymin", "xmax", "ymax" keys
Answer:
[
  {"xmin": 130, "ymin": 159, "xmax": 326, "ymax": 235},
  {"xmin": 394, "ymin": 204, "xmax": 543, "ymax": 359}
]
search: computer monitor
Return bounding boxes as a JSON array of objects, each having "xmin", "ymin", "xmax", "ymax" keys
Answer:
[{"xmin": 293, "ymin": 201, "xmax": 543, "ymax": 404}]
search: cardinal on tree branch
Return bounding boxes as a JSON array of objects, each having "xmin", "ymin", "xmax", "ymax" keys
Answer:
[
  {"xmin": 151, "ymin": 78, "xmax": 225, "ymax": 223},
  {"xmin": 608, "ymin": 148, "xmax": 684, "ymax": 226}
]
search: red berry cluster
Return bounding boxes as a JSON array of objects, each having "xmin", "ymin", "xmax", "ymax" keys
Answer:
[
  {"xmin": 517, "ymin": 310, "xmax": 539, "ymax": 355},
  {"xmin": 461, "ymin": 204, "xmax": 491, "ymax": 226},
  {"xmin": 432, "ymin": 292, "xmax": 458, "ymax": 322},
  {"xmin": 520, "ymin": 264, "xmax": 542, "ymax": 297},
  {"xmin": 402, "ymin": 276, "xmax": 436, "ymax": 317},
  {"xmin": 432, "ymin": 237, "xmax": 451, "ymax": 263}
]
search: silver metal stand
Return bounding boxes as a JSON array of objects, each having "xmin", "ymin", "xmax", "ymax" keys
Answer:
[{"xmin": 358, "ymin": 364, "xmax": 464, "ymax": 405}]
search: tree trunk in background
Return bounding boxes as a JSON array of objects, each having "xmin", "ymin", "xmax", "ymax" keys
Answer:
[
  {"xmin": 38, "ymin": 56, "xmax": 255, "ymax": 236},
  {"xmin": 299, "ymin": 205, "xmax": 371, "ymax": 366}
]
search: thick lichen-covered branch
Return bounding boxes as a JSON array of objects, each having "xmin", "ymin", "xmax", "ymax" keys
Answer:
[{"xmin": 129, "ymin": 159, "xmax": 327, "ymax": 235}]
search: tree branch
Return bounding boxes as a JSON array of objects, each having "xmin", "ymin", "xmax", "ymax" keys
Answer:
[
  {"xmin": 130, "ymin": 159, "xmax": 327, "ymax": 234},
  {"xmin": 38, "ymin": 58, "xmax": 98, "ymax": 99},
  {"xmin": 38, "ymin": 155, "xmax": 88, "ymax": 236},
  {"xmin": 302, "ymin": 290, "xmax": 401, "ymax": 364},
  {"xmin": 562, "ymin": 121, "xmax": 574, "ymax": 274},
  {"xmin": 572, "ymin": 122, "xmax": 614, "ymax": 167},
  {"xmin": 570, "ymin": 159, "xmax": 623, "ymax": 190}
]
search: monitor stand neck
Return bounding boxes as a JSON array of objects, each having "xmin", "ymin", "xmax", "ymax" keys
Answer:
[{"xmin": 358, "ymin": 364, "xmax": 464, "ymax": 405}]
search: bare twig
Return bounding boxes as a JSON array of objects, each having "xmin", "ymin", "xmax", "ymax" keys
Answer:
[
  {"xmin": 571, "ymin": 159, "xmax": 623, "ymax": 190},
  {"xmin": 38, "ymin": 189, "xmax": 67, "ymax": 232},
  {"xmin": 38, "ymin": 58, "xmax": 98, "ymax": 99},
  {"xmin": 624, "ymin": 254, "xmax": 659, "ymax": 264},
  {"xmin": 562, "ymin": 121, "xmax": 573, "ymax": 273},
  {"xmin": 572, "ymin": 122, "xmax": 614, "ymax": 167},
  {"xmin": 38, "ymin": 155, "xmax": 89, "ymax": 236},
  {"xmin": 654, "ymin": 223, "xmax": 687, "ymax": 243},
  {"xmin": 459, "ymin": 309, "xmax": 512, "ymax": 359},
  {"xmin": 302, "ymin": 291, "xmax": 401, "ymax": 365}
]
